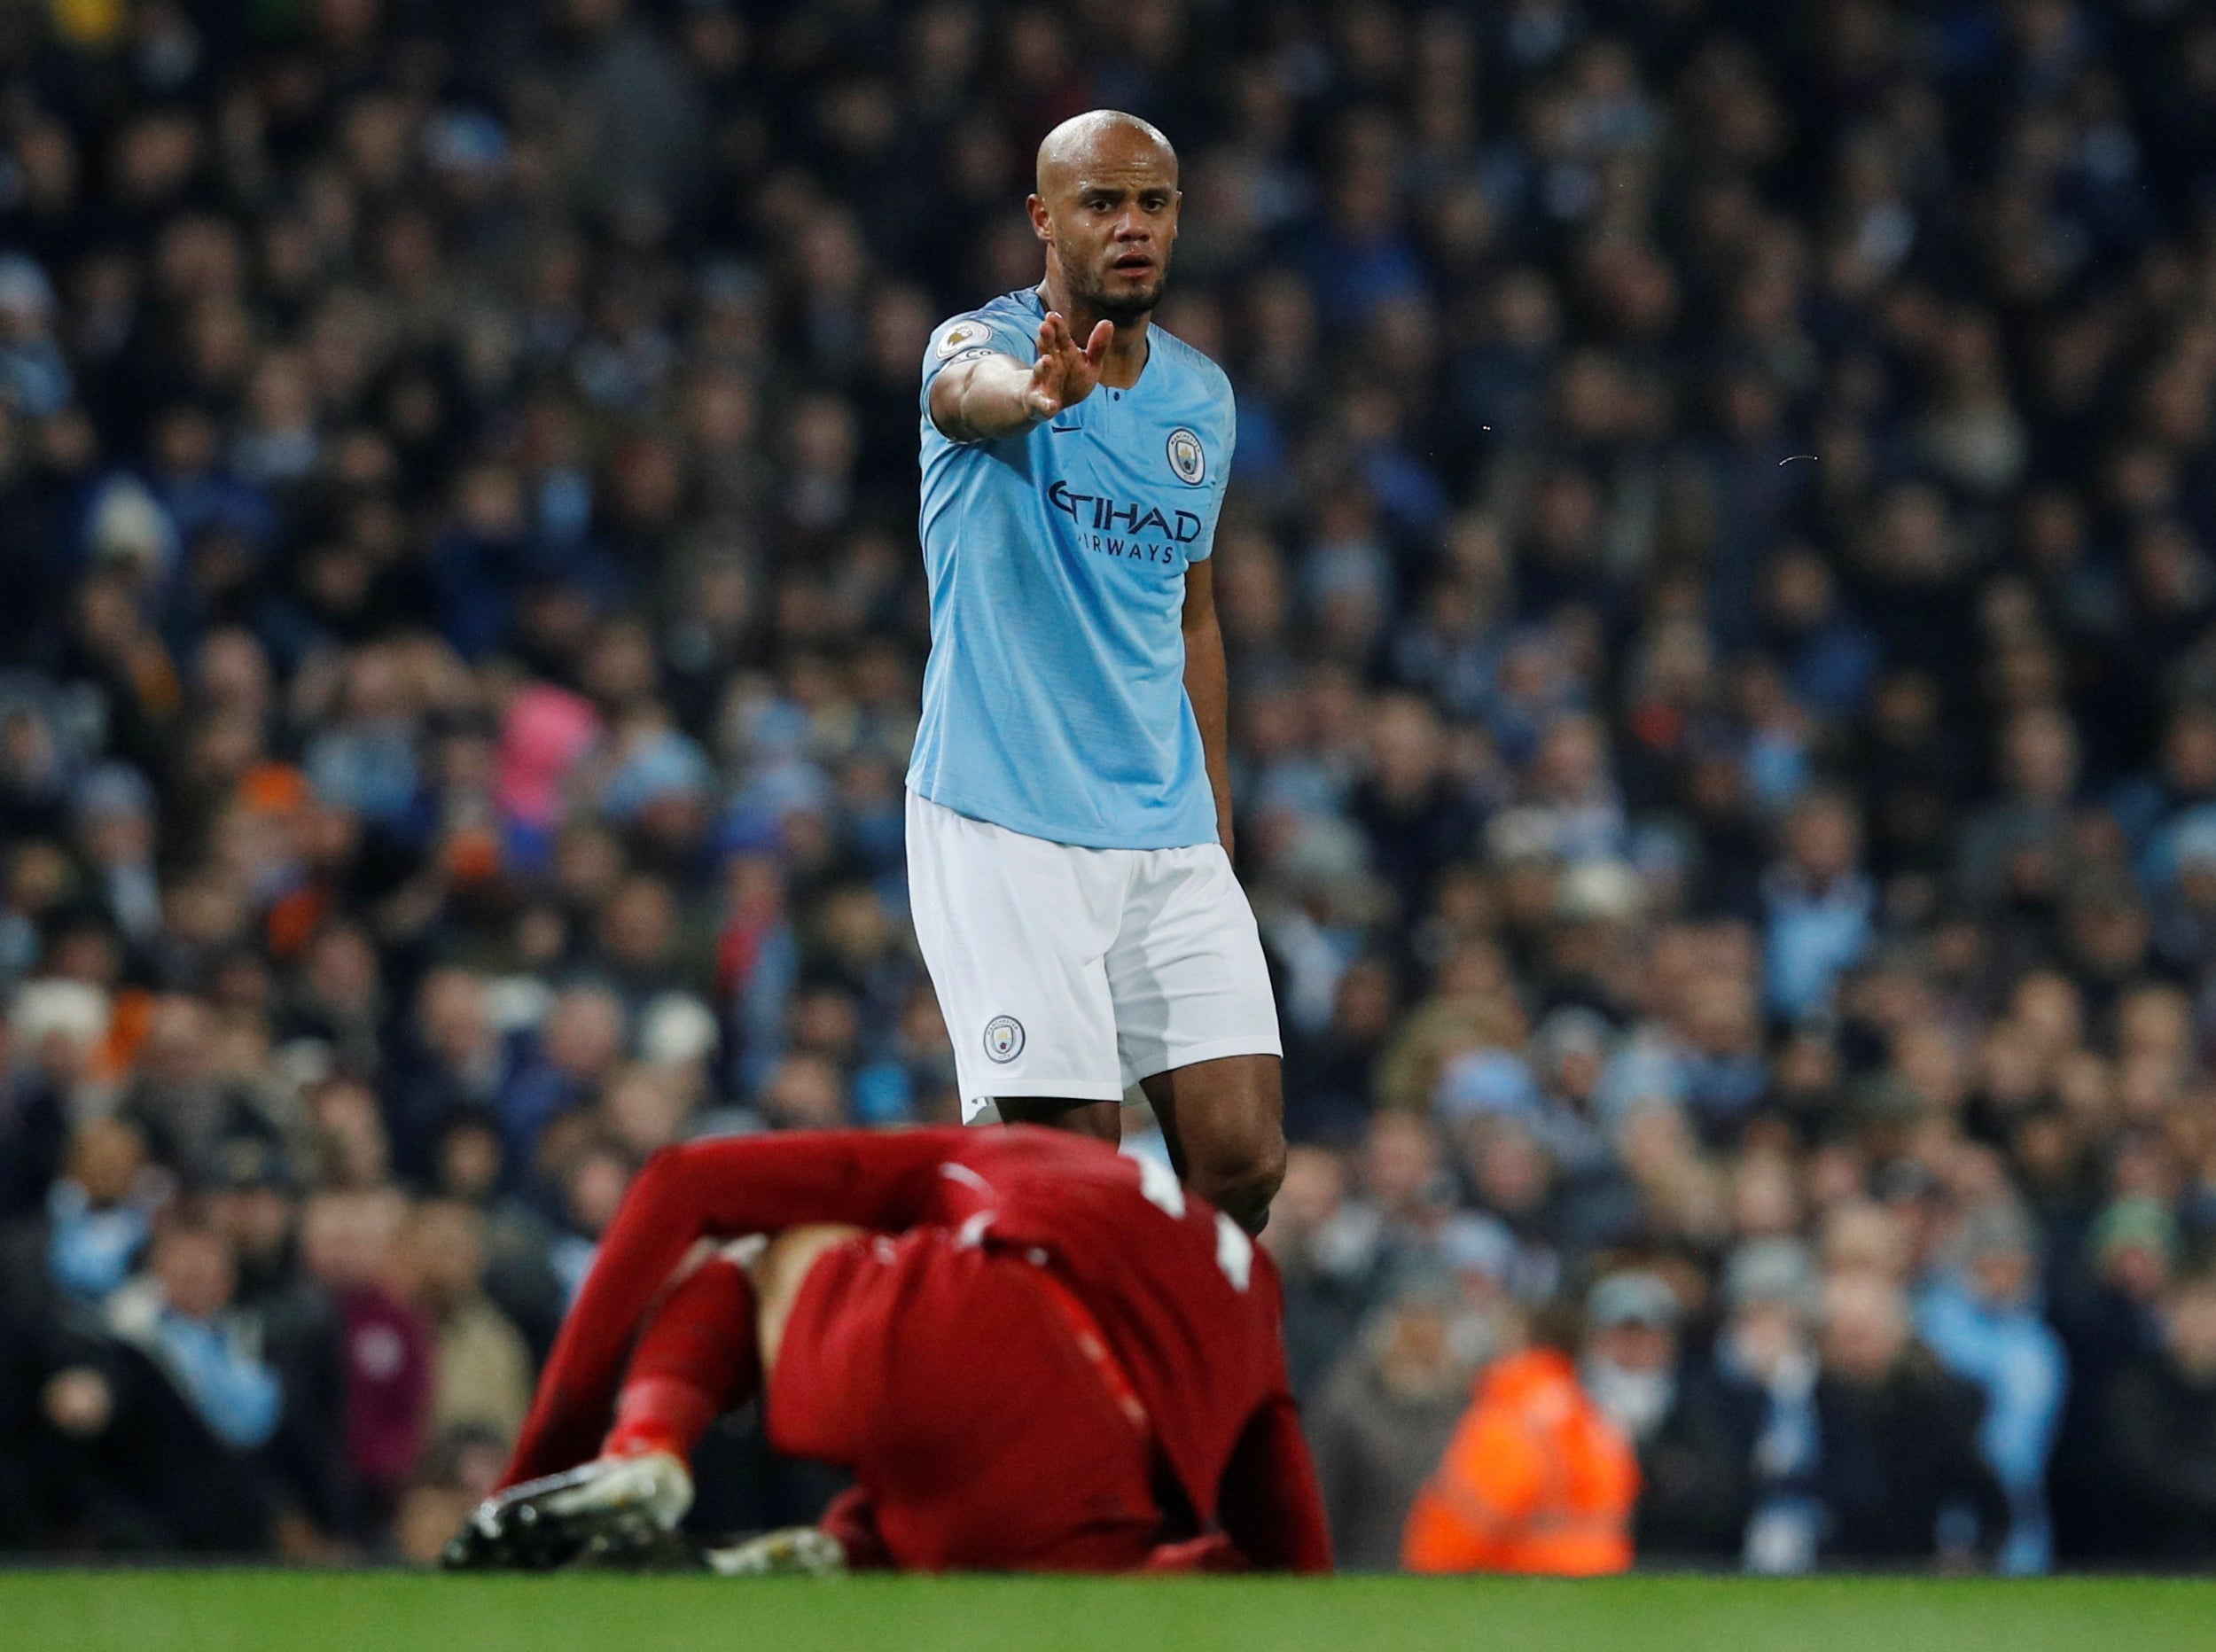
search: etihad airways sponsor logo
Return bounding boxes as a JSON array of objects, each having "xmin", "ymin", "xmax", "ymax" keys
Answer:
[{"xmin": 1046, "ymin": 479, "xmax": 1204, "ymax": 542}]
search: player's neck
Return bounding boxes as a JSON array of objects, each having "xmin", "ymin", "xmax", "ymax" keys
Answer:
[{"xmin": 1036, "ymin": 274, "xmax": 1151, "ymax": 389}]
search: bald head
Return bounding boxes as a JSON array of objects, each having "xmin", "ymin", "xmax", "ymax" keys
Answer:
[
  {"xmin": 1035, "ymin": 111, "xmax": 1177, "ymax": 197},
  {"xmin": 1028, "ymin": 111, "xmax": 1181, "ymax": 324}
]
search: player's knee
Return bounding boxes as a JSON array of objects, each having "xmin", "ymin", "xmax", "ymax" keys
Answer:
[{"xmin": 1195, "ymin": 1133, "xmax": 1285, "ymax": 1236}]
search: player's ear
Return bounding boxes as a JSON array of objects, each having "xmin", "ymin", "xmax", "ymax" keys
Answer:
[{"xmin": 1026, "ymin": 195, "xmax": 1052, "ymax": 244}]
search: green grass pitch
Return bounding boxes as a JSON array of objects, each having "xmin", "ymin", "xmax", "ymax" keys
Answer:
[{"xmin": 4, "ymin": 1570, "xmax": 2214, "ymax": 1652}]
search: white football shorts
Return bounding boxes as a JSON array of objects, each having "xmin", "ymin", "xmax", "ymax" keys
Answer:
[{"xmin": 905, "ymin": 790, "xmax": 1283, "ymax": 1122}]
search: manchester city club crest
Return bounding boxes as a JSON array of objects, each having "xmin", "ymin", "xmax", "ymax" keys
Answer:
[
  {"xmin": 1166, "ymin": 426, "xmax": 1206, "ymax": 486},
  {"xmin": 983, "ymin": 1015, "xmax": 1026, "ymax": 1063}
]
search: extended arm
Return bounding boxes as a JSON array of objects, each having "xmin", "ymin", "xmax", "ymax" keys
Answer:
[
  {"xmin": 1182, "ymin": 557, "xmax": 1236, "ymax": 859},
  {"xmin": 928, "ymin": 311, "xmax": 1112, "ymax": 442},
  {"xmin": 503, "ymin": 1128, "xmax": 963, "ymax": 1484}
]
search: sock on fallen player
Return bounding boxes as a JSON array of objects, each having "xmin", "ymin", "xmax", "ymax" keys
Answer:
[{"xmin": 601, "ymin": 1253, "xmax": 761, "ymax": 1463}]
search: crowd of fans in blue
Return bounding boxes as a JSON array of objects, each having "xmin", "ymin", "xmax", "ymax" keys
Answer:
[{"xmin": 5, "ymin": 0, "xmax": 2216, "ymax": 1571}]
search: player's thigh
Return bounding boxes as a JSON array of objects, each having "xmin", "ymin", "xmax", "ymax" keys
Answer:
[
  {"xmin": 1105, "ymin": 841, "xmax": 1283, "ymax": 1087},
  {"xmin": 906, "ymin": 791, "xmax": 1126, "ymax": 1117}
]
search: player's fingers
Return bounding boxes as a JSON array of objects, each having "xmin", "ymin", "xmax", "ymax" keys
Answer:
[{"xmin": 1084, "ymin": 319, "xmax": 1114, "ymax": 362}]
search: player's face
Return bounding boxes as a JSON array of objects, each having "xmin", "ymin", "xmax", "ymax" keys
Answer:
[{"xmin": 1038, "ymin": 144, "xmax": 1180, "ymax": 323}]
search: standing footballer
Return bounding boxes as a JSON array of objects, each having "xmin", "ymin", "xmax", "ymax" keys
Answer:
[{"xmin": 908, "ymin": 110, "xmax": 1284, "ymax": 1232}]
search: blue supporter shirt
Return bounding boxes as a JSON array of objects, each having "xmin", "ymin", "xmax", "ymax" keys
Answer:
[{"xmin": 909, "ymin": 288, "xmax": 1234, "ymax": 850}]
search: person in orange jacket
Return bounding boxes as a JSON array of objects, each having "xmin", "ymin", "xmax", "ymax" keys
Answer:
[{"xmin": 1401, "ymin": 1279, "xmax": 1646, "ymax": 1575}]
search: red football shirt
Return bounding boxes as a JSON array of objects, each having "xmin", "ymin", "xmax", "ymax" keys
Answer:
[{"xmin": 505, "ymin": 1126, "xmax": 1329, "ymax": 1571}]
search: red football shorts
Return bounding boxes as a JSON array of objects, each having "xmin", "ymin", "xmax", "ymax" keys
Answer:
[{"xmin": 767, "ymin": 1227, "xmax": 1162, "ymax": 1570}]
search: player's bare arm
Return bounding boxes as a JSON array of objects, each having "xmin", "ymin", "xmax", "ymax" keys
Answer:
[
  {"xmin": 1182, "ymin": 557, "xmax": 1236, "ymax": 862},
  {"xmin": 927, "ymin": 311, "xmax": 1112, "ymax": 441}
]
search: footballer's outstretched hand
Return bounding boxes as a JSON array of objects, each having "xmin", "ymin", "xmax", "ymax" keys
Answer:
[{"xmin": 1024, "ymin": 311, "xmax": 1114, "ymax": 421}]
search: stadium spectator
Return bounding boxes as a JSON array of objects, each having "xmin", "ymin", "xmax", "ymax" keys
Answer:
[
  {"xmin": 203, "ymin": 1136, "xmax": 355, "ymax": 1552},
  {"xmin": 2103, "ymin": 1267, "xmax": 2216, "ymax": 1564},
  {"xmin": 1580, "ymin": 1269, "xmax": 1683, "ymax": 1459},
  {"xmin": 2048, "ymin": 1196, "xmax": 2174, "ymax": 1562},
  {"xmin": 405, "ymin": 1199, "xmax": 534, "ymax": 1446},
  {"xmin": 1914, "ymin": 1202, "xmax": 2068, "ymax": 1574},
  {"xmin": 1638, "ymin": 1239, "xmax": 1821, "ymax": 1569},
  {"xmin": 1308, "ymin": 1263, "xmax": 1493, "ymax": 1573},
  {"xmin": 1261, "ymin": 1144, "xmax": 1393, "ymax": 1399},
  {"xmin": 28, "ymin": 1213, "xmax": 284, "ymax": 1553},
  {"xmin": 1805, "ymin": 1274, "xmax": 2009, "ymax": 1569},
  {"xmin": 1401, "ymin": 1294, "xmax": 1639, "ymax": 1576},
  {"xmin": 29, "ymin": 1119, "xmax": 157, "ymax": 1305},
  {"xmin": 104, "ymin": 1217, "xmax": 281, "ymax": 1466},
  {"xmin": 300, "ymin": 1188, "xmax": 433, "ymax": 1540}
]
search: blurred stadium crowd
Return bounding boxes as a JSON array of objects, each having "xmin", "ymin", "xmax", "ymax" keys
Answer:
[{"xmin": 4, "ymin": 0, "xmax": 2216, "ymax": 1573}]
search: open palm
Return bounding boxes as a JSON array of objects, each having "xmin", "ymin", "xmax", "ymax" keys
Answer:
[{"xmin": 1025, "ymin": 311, "xmax": 1114, "ymax": 421}]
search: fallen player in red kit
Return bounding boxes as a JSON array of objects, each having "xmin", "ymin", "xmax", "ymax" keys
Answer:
[{"xmin": 443, "ymin": 1126, "xmax": 1331, "ymax": 1574}]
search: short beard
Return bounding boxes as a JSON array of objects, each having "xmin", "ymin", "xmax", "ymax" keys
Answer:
[{"xmin": 1073, "ymin": 272, "xmax": 1165, "ymax": 323}]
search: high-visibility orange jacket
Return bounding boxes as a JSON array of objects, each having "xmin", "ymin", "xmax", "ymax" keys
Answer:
[{"xmin": 1401, "ymin": 1348, "xmax": 1639, "ymax": 1575}]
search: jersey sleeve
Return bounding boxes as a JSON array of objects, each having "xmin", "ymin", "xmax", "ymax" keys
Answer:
[
  {"xmin": 503, "ymin": 1128, "xmax": 966, "ymax": 1484},
  {"xmin": 919, "ymin": 308, "xmax": 1039, "ymax": 433}
]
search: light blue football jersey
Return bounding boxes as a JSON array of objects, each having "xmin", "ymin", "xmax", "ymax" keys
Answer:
[{"xmin": 909, "ymin": 287, "xmax": 1235, "ymax": 850}]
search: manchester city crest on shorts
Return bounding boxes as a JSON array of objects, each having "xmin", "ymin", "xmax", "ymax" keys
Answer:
[
  {"xmin": 1166, "ymin": 426, "xmax": 1206, "ymax": 486},
  {"xmin": 983, "ymin": 1015, "xmax": 1025, "ymax": 1063},
  {"xmin": 934, "ymin": 319, "xmax": 990, "ymax": 359}
]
